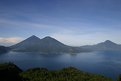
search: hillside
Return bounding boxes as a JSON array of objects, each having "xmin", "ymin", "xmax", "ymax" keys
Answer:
[
  {"xmin": 81, "ymin": 40, "xmax": 121, "ymax": 51},
  {"xmin": 0, "ymin": 46, "xmax": 10, "ymax": 54},
  {"xmin": 0, "ymin": 63, "xmax": 113, "ymax": 81}
]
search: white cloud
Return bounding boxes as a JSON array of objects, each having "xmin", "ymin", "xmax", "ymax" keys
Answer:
[{"xmin": 0, "ymin": 37, "xmax": 22, "ymax": 46}]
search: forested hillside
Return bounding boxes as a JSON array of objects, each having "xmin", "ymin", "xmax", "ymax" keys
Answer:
[{"xmin": 0, "ymin": 63, "xmax": 115, "ymax": 81}]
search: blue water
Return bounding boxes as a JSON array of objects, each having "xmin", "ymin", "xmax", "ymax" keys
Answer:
[{"xmin": 0, "ymin": 51, "xmax": 121, "ymax": 80}]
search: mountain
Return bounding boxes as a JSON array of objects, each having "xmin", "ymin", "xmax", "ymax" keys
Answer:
[
  {"xmin": 81, "ymin": 40, "xmax": 121, "ymax": 51},
  {"xmin": 0, "ymin": 46, "xmax": 10, "ymax": 54},
  {"xmin": 10, "ymin": 35, "xmax": 85, "ymax": 53},
  {"xmin": 10, "ymin": 36, "xmax": 121, "ymax": 52},
  {"xmin": 10, "ymin": 35, "xmax": 42, "ymax": 52}
]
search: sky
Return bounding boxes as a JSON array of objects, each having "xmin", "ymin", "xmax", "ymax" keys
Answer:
[{"xmin": 0, "ymin": 0, "xmax": 121, "ymax": 46}]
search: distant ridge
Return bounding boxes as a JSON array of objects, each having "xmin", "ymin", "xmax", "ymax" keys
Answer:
[
  {"xmin": 81, "ymin": 40, "xmax": 121, "ymax": 51},
  {"xmin": 9, "ymin": 35, "xmax": 121, "ymax": 53},
  {"xmin": 10, "ymin": 35, "xmax": 86, "ymax": 53},
  {"xmin": 0, "ymin": 46, "xmax": 10, "ymax": 54}
]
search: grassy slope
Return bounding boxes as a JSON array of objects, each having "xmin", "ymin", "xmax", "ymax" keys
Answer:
[
  {"xmin": 0, "ymin": 63, "xmax": 113, "ymax": 81},
  {"xmin": 20, "ymin": 67, "xmax": 112, "ymax": 81}
]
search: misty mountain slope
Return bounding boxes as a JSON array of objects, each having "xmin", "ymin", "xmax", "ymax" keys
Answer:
[
  {"xmin": 10, "ymin": 35, "xmax": 42, "ymax": 52},
  {"xmin": 81, "ymin": 40, "xmax": 121, "ymax": 51},
  {"xmin": 36, "ymin": 36, "xmax": 70, "ymax": 53},
  {"xmin": 10, "ymin": 35, "xmax": 86, "ymax": 53}
]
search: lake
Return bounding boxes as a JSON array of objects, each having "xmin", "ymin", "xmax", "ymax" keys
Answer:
[{"xmin": 0, "ymin": 51, "xmax": 121, "ymax": 80}]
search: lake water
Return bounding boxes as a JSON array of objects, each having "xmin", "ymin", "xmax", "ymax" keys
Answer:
[{"xmin": 0, "ymin": 51, "xmax": 121, "ymax": 80}]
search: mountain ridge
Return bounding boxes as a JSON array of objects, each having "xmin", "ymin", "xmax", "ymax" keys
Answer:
[
  {"xmin": 10, "ymin": 35, "xmax": 86, "ymax": 53},
  {"xmin": 7, "ymin": 35, "xmax": 121, "ymax": 52},
  {"xmin": 81, "ymin": 40, "xmax": 121, "ymax": 51}
]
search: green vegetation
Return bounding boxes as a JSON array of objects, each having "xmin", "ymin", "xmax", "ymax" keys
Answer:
[
  {"xmin": 0, "ymin": 63, "xmax": 22, "ymax": 81},
  {"xmin": 117, "ymin": 74, "xmax": 121, "ymax": 81},
  {"xmin": 0, "ymin": 63, "xmax": 116, "ymax": 81},
  {"xmin": 20, "ymin": 67, "xmax": 112, "ymax": 81}
]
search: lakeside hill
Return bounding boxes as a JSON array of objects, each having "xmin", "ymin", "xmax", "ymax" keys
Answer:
[
  {"xmin": 81, "ymin": 40, "xmax": 121, "ymax": 51},
  {"xmin": 10, "ymin": 35, "xmax": 88, "ymax": 53},
  {"xmin": 0, "ymin": 63, "xmax": 113, "ymax": 81},
  {"xmin": 0, "ymin": 46, "xmax": 10, "ymax": 54}
]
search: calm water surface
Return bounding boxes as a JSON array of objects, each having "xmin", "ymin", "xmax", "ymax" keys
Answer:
[{"xmin": 0, "ymin": 51, "xmax": 121, "ymax": 80}]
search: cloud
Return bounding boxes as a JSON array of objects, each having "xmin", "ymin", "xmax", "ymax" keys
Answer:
[
  {"xmin": 0, "ymin": 10, "xmax": 121, "ymax": 46},
  {"xmin": 0, "ymin": 37, "xmax": 22, "ymax": 46},
  {"xmin": 0, "ymin": 18, "xmax": 51, "ymax": 28}
]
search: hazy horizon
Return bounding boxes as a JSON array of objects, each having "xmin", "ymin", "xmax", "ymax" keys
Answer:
[
  {"xmin": 0, "ymin": 0, "xmax": 121, "ymax": 46},
  {"xmin": 0, "ymin": 35, "xmax": 121, "ymax": 47}
]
